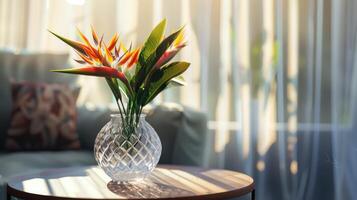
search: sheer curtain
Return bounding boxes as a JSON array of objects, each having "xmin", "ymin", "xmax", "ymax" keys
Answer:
[{"xmin": 1, "ymin": 0, "xmax": 357, "ymax": 199}]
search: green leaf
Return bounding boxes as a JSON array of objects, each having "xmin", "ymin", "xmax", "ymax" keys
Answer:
[
  {"xmin": 145, "ymin": 27, "xmax": 184, "ymax": 73},
  {"xmin": 145, "ymin": 82, "xmax": 169, "ymax": 104},
  {"xmin": 117, "ymin": 77, "xmax": 132, "ymax": 99},
  {"xmin": 138, "ymin": 19, "xmax": 167, "ymax": 65},
  {"xmin": 142, "ymin": 61, "xmax": 190, "ymax": 105},
  {"xmin": 132, "ymin": 19, "xmax": 167, "ymax": 89},
  {"xmin": 134, "ymin": 27, "xmax": 184, "ymax": 91}
]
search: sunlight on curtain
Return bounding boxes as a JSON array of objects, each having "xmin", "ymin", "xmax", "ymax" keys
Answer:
[
  {"xmin": 214, "ymin": 0, "xmax": 231, "ymax": 157},
  {"xmin": 234, "ymin": 0, "xmax": 251, "ymax": 164}
]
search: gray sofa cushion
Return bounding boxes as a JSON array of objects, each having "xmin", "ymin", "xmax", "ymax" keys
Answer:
[
  {"xmin": 171, "ymin": 105, "xmax": 208, "ymax": 166},
  {"xmin": 146, "ymin": 104, "xmax": 208, "ymax": 166},
  {"xmin": 146, "ymin": 105, "xmax": 182, "ymax": 164},
  {"xmin": 77, "ymin": 106, "xmax": 111, "ymax": 150},
  {"xmin": 0, "ymin": 51, "xmax": 77, "ymax": 150}
]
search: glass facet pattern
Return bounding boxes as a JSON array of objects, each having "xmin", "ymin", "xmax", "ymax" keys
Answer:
[{"xmin": 94, "ymin": 115, "xmax": 162, "ymax": 182}]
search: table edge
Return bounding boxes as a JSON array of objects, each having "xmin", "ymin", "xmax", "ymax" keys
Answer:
[{"xmin": 7, "ymin": 165, "xmax": 255, "ymax": 200}]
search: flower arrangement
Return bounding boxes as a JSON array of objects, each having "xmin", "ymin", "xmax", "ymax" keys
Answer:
[{"xmin": 50, "ymin": 19, "xmax": 189, "ymax": 138}]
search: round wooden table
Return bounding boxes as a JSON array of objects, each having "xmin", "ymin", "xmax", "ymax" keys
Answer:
[{"xmin": 7, "ymin": 165, "xmax": 255, "ymax": 200}]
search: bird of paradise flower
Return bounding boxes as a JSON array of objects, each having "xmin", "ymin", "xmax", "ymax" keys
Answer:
[{"xmin": 49, "ymin": 19, "xmax": 190, "ymax": 138}]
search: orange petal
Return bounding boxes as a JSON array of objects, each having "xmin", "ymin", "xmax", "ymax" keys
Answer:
[
  {"xmin": 82, "ymin": 46, "xmax": 97, "ymax": 59},
  {"xmin": 91, "ymin": 25, "xmax": 99, "ymax": 45},
  {"xmin": 76, "ymin": 28, "xmax": 91, "ymax": 46},
  {"xmin": 120, "ymin": 42, "xmax": 127, "ymax": 52},
  {"xmin": 76, "ymin": 51, "xmax": 94, "ymax": 65},
  {"xmin": 97, "ymin": 47, "xmax": 110, "ymax": 66},
  {"xmin": 108, "ymin": 33, "xmax": 119, "ymax": 51},
  {"xmin": 99, "ymin": 34, "xmax": 104, "ymax": 47},
  {"xmin": 97, "ymin": 36, "xmax": 106, "ymax": 64},
  {"xmin": 118, "ymin": 51, "xmax": 133, "ymax": 65},
  {"xmin": 104, "ymin": 43, "xmax": 114, "ymax": 63},
  {"xmin": 77, "ymin": 28, "xmax": 100, "ymax": 57},
  {"xmin": 127, "ymin": 48, "xmax": 140, "ymax": 68}
]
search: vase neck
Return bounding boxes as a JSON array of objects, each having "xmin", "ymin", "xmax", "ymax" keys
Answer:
[{"xmin": 110, "ymin": 114, "xmax": 146, "ymax": 124}]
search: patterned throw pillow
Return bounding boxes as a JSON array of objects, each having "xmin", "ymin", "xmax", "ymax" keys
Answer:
[{"xmin": 5, "ymin": 81, "xmax": 81, "ymax": 151}]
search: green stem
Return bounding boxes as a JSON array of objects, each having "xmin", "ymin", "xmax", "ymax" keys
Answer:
[
  {"xmin": 116, "ymin": 94, "xmax": 144, "ymax": 142},
  {"xmin": 115, "ymin": 98, "xmax": 125, "ymax": 124},
  {"xmin": 118, "ymin": 97, "xmax": 127, "ymax": 115},
  {"xmin": 135, "ymin": 105, "xmax": 142, "ymax": 124}
]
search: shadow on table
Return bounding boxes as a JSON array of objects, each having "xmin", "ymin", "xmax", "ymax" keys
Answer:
[{"xmin": 107, "ymin": 180, "xmax": 195, "ymax": 198}]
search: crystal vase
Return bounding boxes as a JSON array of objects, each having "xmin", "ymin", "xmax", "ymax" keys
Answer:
[{"xmin": 94, "ymin": 114, "xmax": 162, "ymax": 182}]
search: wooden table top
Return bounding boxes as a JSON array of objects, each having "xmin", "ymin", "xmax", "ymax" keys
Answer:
[{"xmin": 7, "ymin": 165, "xmax": 254, "ymax": 200}]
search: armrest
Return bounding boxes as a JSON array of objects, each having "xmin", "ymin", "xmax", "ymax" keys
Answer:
[{"xmin": 172, "ymin": 106, "xmax": 208, "ymax": 166}]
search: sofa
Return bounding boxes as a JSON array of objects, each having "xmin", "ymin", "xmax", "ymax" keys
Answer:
[{"xmin": 0, "ymin": 51, "xmax": 208, "ymax": 199}]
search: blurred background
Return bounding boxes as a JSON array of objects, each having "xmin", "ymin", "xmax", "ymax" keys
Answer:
[{"xmin": 1, "ymin": 0, "xmax": 357, "ymax": 199}]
